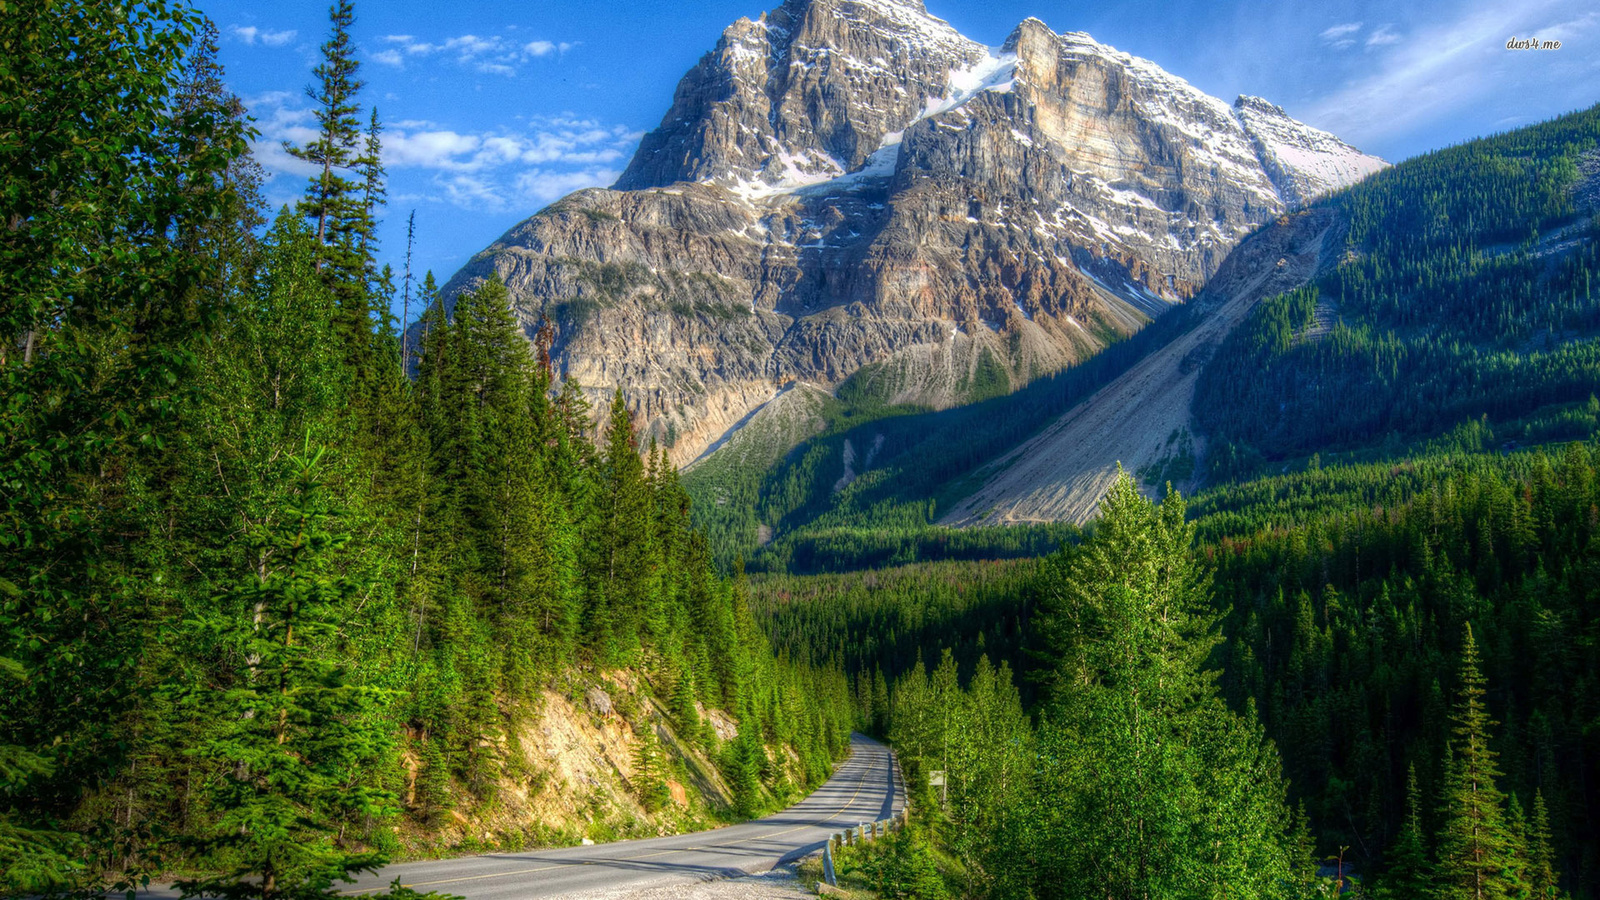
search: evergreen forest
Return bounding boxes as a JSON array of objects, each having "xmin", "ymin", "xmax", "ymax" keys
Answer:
[
  {"xmin": 3, "ymin": 3, "xmax": 1599, "ymax": 900},
  {"xmin": 745, "ymin": 107, "xmax": 1600, "ymax": 899},
  {"xmin": 1, "ymin": 3, "xmax": 850, "ymax": 895}
]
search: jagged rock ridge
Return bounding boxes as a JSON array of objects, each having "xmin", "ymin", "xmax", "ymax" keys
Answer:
[{"xmin": 440, "ymin": 0, "xmax": 1385, "ymax": 466}]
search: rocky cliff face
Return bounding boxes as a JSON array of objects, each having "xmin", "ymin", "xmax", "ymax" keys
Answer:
[{"xmin": 440, "ymin": 0, "xmax": 1385, "ymax": 465}]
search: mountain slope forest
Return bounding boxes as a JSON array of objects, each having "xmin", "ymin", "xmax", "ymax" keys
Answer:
[
  {"xmin": 752, "ymin": 108, "xmax": 1600, "ymax": 899},
  {"xmin": 0, "ymin": 4, "xmax": 851, "ymax": 895},
  {"xmin": 691, "ymin": 103, "xmax": 1600, "ymax": 569}
]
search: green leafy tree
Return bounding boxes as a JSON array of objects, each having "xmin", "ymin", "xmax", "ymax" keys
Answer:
[{"xmin": 0, "ymin": 1, "xmax": 246, "ymax": 884}]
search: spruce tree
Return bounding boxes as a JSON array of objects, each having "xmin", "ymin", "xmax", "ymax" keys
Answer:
[
  {"xmin": 355, "ymin": 108, "xmax": 386, "ymax": 274},
  {"xmin": 1016, "ymin": 473, "xmax": 1294, "ymax": 900},
  {"xmin": 589, "ymin": 389, "xmax": 651, "ymax": 664},
  {"xmin": 1527, "ymin": 792, "xmax": 1560, "ymax": 900},
  {"xmin": 0, "ymin": 655, "xmax": 78, "ymax": 894},
  {"xmin": 631, "ymin": 721, "xmax": 671, "ymax": 814},
  {"xmin": 287, "ymin": 0, "xmax": 372, "ymax": 354},
  {"xmin": 1377, "ymin": 765, "xmax": 1434, "ymax": 899},
  {"xmin": 1435, "ymin": 625, "xmax": 1516, "ymax": 900},
  {"xmin": 178, "ymin": 446, "xmax": 392, "ymax": 900}
]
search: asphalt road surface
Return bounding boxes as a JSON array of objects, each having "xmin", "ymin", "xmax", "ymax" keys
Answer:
[{"xmin": 325, "ymin": 732, "xmax": 900, "ymax": 899}]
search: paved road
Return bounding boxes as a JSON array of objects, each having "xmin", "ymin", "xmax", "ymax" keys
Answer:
[{"xmin": 333, "ymin": 732, "xmax": 900, "ymax": 899}]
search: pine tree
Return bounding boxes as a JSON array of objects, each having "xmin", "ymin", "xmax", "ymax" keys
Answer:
[
  {"xmin": 631, "ymin": 720, "xmax": 672, "ymax": 814},
  {"xmin": 286, "ymin": 0, "xmax": 372, "ymax": 353},
  {"xmin": 355, "ymin": 108, "xmax": 386, "ymax": 274},
  {"xmin": 589, "ymin": 389, "xmax": 652, "ymax": 665},
  {"xmin": 0, "ymin": 655, "xmax": 78, "ymax": 894},
  {"xmin": 177, "ymin": 446, "xmax": 393, "ymax": 900},
  {"xmin": 1527, "ymin": 792, "xmax": 1560, "ymax": 900},
  {"xmin": 1017, "ymin": 473, "xmax": 1294, "ymax": 900},
  {"xmin": 1377, "ymin": 765, "xmax": 1434, "ymax": 899},
  {"xmin": 1436, "ymin": 625, "xmax": 1517, "ymax": 900},
  {"xmin": 726, "ymin": 723, "xmax": 764, "ymax": 820},
  {"xmin": 1506, "ymin": 796, "xmax": 1532, "ymax": 900}
]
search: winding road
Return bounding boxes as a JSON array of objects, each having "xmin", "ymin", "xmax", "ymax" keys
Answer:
[{"xmin": 333, "ymin": 733, "xmax": 900, "ymax": 899}]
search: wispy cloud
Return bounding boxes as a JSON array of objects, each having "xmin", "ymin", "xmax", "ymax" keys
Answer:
[
  {"xmin": 1320, "ymin": 22, "xmax": 1362, "ymax": 49},
  {"xmin": 372, "ymin": 32, "xmax": 573, "ymax": 75},
  {"xmin": 1365, "ymin": 24, "xmax": 1402, "ymax": 47},
  {"xmin": 229, "ymin": 24, "xmax": 298, "ymax": 47},
  {"xmin": 1306, "ymin": 0, "xmax": 1598, "ymax": 149},
  {"xmin": 245, "ymin": 93, "xmax": 639, "ymax": 213}
]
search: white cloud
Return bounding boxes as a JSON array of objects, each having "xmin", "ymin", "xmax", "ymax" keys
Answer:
[
  {"xmin": 374, "ymin": 31, "xmax": 573, "ymax": 74},
  {"xmin": 513, "ymin": 169, "xmax": 622, "ymax": 206},
  {"xmin": 442, "ymin": 34, "xmax": 501, "ymax": 59},
  {"xmin": 229, "ymin": 24, "xmax": 298, "ymax": 47},
  {"xmin": 1306, "ymin": 0, "xmax": 1598, "ymax": 150},
  {"xmin": 387, "ymin": 130, "xmax": 484, "ymax": 168},
  {"xmin": 1366, "ymin": 25, "xmax": 1402, "ymax": 47},
  {"xmin": 1320, "ymin": 21, "xmax": 1362, "ymax": 49},
  {"xmin": 242, "ymin": 93, "xmax": 639, "ymax": 214}
]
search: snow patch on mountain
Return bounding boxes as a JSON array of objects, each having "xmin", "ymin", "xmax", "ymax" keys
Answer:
[{"xmin": 1233, "ymin": 95, "xmax": 1388, "ymax": 205}]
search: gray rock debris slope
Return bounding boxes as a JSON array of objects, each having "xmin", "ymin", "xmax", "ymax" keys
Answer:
[{"xmin": 440, "ymin": 0, "xmax": 1385, "ymax": 466}]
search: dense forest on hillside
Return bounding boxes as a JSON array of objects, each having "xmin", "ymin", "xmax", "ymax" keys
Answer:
[
  {"xmin": 1198, "ymin": 105, "xmax": 1600, "ymax": 476},
  {"xmin": 750, "ymin": 109, "xmax": 1600, "ymax": 899},
  {"xmin": 0, "ymin": 4, "xmax": 850, "ymax": 895},
  {"xmin": 757, "ymin": 447, "xmax": 1599, "ymax": 899}
]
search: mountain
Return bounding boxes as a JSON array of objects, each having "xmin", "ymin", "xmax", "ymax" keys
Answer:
[
  {"xmin": 702, "ymin": 104, "xmax": 1600, "ymax": 567},
  {"xmin": 439, "ymin": 0, "xmax": 1384, "ymax": 465}
]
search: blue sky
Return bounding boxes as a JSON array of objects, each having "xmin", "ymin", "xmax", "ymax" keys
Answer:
[{"xmin": 200, "ymin": 0, "xmax": 1599, "ymax": 321}]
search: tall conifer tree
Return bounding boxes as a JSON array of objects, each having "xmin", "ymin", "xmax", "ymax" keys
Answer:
[
  {"xmin": 178, "ymin": 447, "xmax": 392, "ymax": 900},
  {"xmin": 1377, "ymin": 765, "xmax": 1434, "ymax": 899},
  {"xmin": 1436, "ymin": 625, "xmax": 1516, "ymax": 900},
  {"xmin": 287, "ymin": 0, "xmax": 372, "ymax": 357}
]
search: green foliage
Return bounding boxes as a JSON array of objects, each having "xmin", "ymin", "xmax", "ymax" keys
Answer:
[
  {"xmin": 746, "ymin": 522, "xmax": 1079, "ymax": 575},
  {"xmin": 1433, "ymin": 627, "xmax": 1517, "ymax": 900},
  {"xmin": 1004, "ymin": 475, "xmax": 1295, "ymax": 900},
  {"xmin": 287, "ymin": 0, "xmax": 383, "ymax": 357},
  {"xmin": 0, "ymin": 655, "xmax": 79, "ymax": 894},
  {"xmin": 177, "ymin": 447, "xmax": 391, "ymax": 900},
  {"xmin": 1197, "ymin": 104, "xmax": 1600, "ymax": 468},
  {"xmin": 0, "ymin": 2, "xmax": 855, "ymax": 890},
  {"xmin": 849, "ymin": 820, "xmax": 952, "ymax": 900},
  {"xmin": 1372, "ymin": 767, "xmax": 1433, "ymax": 899},
  {"xmin": 724, "ymin": 725, "xmax": 765, "ymax": 820},
  {"xmin": 1207, "ymin": 444, "xmax": 1600, "ymax": 895},
  {"xmin": 630, "ymin": 723, "xmax": 671, "ymax": 814},
  {"xmin": 751, "ymin": 560, "xmax": 1042, "ymax": 710}
]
